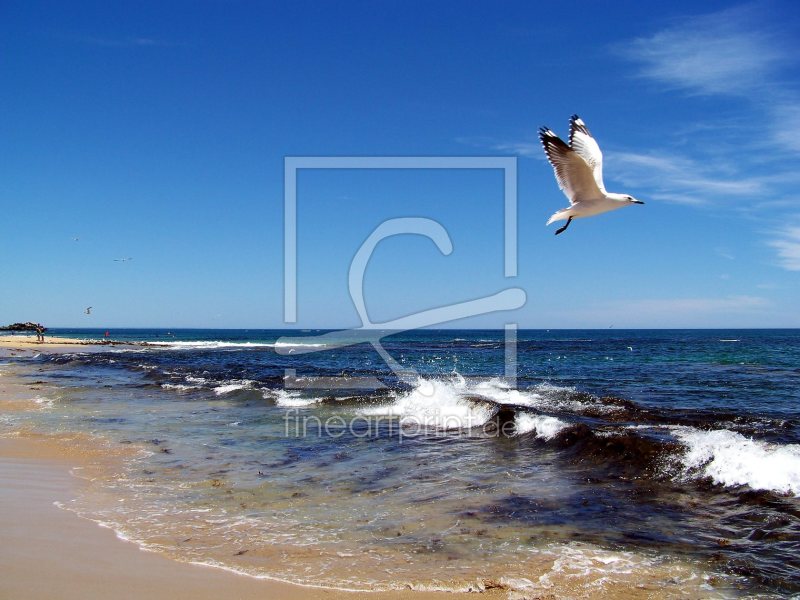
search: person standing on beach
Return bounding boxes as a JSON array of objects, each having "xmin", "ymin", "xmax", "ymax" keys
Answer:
[{"xmin": 35, "ymin": 325, "xmax": 44, "ymax": 343}]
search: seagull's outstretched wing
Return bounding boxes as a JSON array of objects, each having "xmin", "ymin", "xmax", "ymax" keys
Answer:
[
  {"xmin": 539, "ymin": 127, "xmax": 602, "ymax": 204},
  {"xmin": 568, "ymin": 115, "xmax": 606, "ymax": 193}
]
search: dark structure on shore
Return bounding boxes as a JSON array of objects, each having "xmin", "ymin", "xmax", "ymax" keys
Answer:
[
  {"xmin": 1, "ymin": 322, "xmax": 47, "ymax": 341},
  {"xmin": 0, "ymin": 322, "xmax": 47, "ymax": 333}
]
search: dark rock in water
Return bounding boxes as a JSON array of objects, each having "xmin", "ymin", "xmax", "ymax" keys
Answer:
[
  {"xmin": 494, "ymin": 406, "xmax": 516, "ymax": 430},
  {"xmin": 481, "ymin": 405, "xmax": 517, "ymax": 436},
  {"xmin": 551, "ymin": 424, "xmax": 680, "ymax": 479}
]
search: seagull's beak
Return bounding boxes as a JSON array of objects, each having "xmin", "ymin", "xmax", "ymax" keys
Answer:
[{"xmin": 631, "ymin": 199, "xmax": 645, "ymax": 205}]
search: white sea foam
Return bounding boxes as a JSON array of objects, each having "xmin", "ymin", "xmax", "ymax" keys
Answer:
[
  {"xmin": 459, "ymin": 378, "xmax": 614, "ymax": 415},
  {"xmin": 514, "ymin": 413, "xmax": 569, "ymax": 439},
  {"xmin": 352, "ymin": 376, "xmax": 580, "ymax": 432},
  {"xmin": 149, "ymin": 341, "xmax": 274, "ymax": 350},
  {"xmin": 672, "ymin": 426, "xmax": 800, "ymax": 496},
  {"xmin": 359, "ymin": 377, "xmax": 495, "ymax": 430},
  {"xmin": 273, "ymin": 341, "xmax": 328, "ymax": 349},
  {"xmin": 161, "ymin": 383, "xmax": 202, "ymax": 391},
  {"xmin": 32, "ymin": 395, "xmax": 55, "ymax": 408},
  {"xmin": 272, "ymin": 389, "xmax": 323, "ymax": 407},
  {"xmin": 213, "ymin": 380, "xmax": 255, "ymax": 395}
]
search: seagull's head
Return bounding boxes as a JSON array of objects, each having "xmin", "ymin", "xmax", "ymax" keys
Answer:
[{"xmin": 624, "ymin": 195, "xmax": 644, "ymax": 205}]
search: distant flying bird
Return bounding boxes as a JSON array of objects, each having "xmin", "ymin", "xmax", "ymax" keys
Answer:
[
  {"xmin": 85, "ymin": 307, "xmax": 92, "ymax": 315},
  {"xmin": 539, "ymin": 115, "xmax": 644, "ymax": 235},
  {"xmin": 114, "ymin": 257, "xmax": 133, "ymax": 262},
  {"xmin": 72, "ymin": 237, "xmax": 80, "ymax": 242}
]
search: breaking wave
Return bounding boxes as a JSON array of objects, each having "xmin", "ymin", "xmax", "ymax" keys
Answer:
[
  {"xmin": 673, "ymin": 426, "xmax": 800, "ymax": 496},
  {"xmin": 356, "ymin": 375, "xmax": 573, "ymax": 433}
]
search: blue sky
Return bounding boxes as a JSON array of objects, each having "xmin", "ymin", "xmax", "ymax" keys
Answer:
[{"xmin": 1, "ymin": 0, "xmax": 799, "ymax": 328}]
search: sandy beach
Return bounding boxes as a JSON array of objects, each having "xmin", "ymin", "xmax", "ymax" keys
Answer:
[
  {"xmin": 0, "ymin": 334, "xmax": 131, "ymax": 350},
  {"xmin": 0, "ymin": 340, "xmax": 457, "ymax": 600}
]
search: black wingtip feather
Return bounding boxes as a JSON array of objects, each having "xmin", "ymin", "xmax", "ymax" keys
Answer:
[
  {"xmin": 538, "ymin": 128, "xmax": 570, "ymax": 154},
  {"xmin": 568, "ymin": 114, "xmax": 592, "ymax": 145}
]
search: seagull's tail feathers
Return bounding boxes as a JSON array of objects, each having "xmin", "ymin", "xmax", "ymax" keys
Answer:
[{"xmin": 546, "ymin": 208, "xmax": 572, "ymax": 226}]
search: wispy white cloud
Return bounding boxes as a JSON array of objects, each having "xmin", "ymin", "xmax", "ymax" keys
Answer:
[
  {"xmin": 770, "ymin": 103, "xmax": 800, "ymax": 154},
  {"xmin": 490, "ymin": 141, "xmax": 542, "ymax": 158},
  {"xmin": 622, "ymin": 4, "xmax": 800, "ymax": 157},
  {"xmin": 623, "ymin": 5, "xmax": 785, "ymax": 96},
  {"xmin": 715, "ymin": 247, "xmax": 736, "ymax": 260},
  {"xmin": 619, "ymin": 3, "xmax": 800, "ymax": 272},
  {"xmin": 767, "ymin": 224, "xmax": 800, "ymax": 271},
  {"xmin": 605, "ymin": 150, "xmax": 766, "ymax": 205},
  {"xmin": 455, "ymin": 136, "xmax": 543, "ymax": 159}
]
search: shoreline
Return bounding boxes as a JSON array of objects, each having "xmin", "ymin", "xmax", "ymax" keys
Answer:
[
  {"xmin": 0, "ymin": 342, "xmax": 458, "ymax": 600},
  {"xmin": 0, "ymin": 436, "xmax": 455, "ymax": 600}
]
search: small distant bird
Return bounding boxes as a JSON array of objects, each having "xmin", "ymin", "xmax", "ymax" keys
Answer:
[
  {"xmin": 114, "ymin": 257, "xmax": 133, "ymax": 262},
  {"xmin": 72, "ymin": 237, "xmax": 80, "ymax": 242},
  {"xmin": 85, "ymin": 307, "xmax": 92, "ymax": 315},
  {"xmin": 539, "ymin": 115, "xmax": 644, "ymax": 235}
]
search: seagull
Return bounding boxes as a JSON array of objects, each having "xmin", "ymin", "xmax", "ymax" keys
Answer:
[
  {"xmin": 539, "ymin": 115, "xmax": 644, "ymax": 235},
  {"xmin": 85, "ymin": 307, "xmax": 92, "ymax": 315},
  {"xmin": 114, "ymin": 257, "xmax": 133, "ymax": 262}
]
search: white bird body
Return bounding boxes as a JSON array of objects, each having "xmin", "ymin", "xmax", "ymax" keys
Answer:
[
  {"xmin": 546, "ymin": 195, "xmax": 629, "ymax": 223},
  {"xmin": 540, "ymin": 115, "xmax": 643, "ymax": 234}
]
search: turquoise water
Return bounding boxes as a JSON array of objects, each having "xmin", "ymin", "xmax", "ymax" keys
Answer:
[{"xmin": 3, "ymin": 329, "xmax": 800, "ymax": 596}]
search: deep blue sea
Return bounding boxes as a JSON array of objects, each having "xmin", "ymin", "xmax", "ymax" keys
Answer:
[{"xmin": 2, "ymin": 328, "xmax": 799, "ymax": 597}]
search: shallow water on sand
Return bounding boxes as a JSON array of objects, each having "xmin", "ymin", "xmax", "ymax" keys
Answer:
[{"xmin": 2, "ymin": 329, "xmax": 800, "ymax": 596}]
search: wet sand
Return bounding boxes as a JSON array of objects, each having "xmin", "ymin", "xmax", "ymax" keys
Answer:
[{"xmin": 0, "ymin": 435, "xmax": 464, "ymax": 600}]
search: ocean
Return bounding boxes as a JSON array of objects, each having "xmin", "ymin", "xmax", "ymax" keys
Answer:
[{"xmin": 2, "ymin": 328, "xmax": 799, "ymax": 597}]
